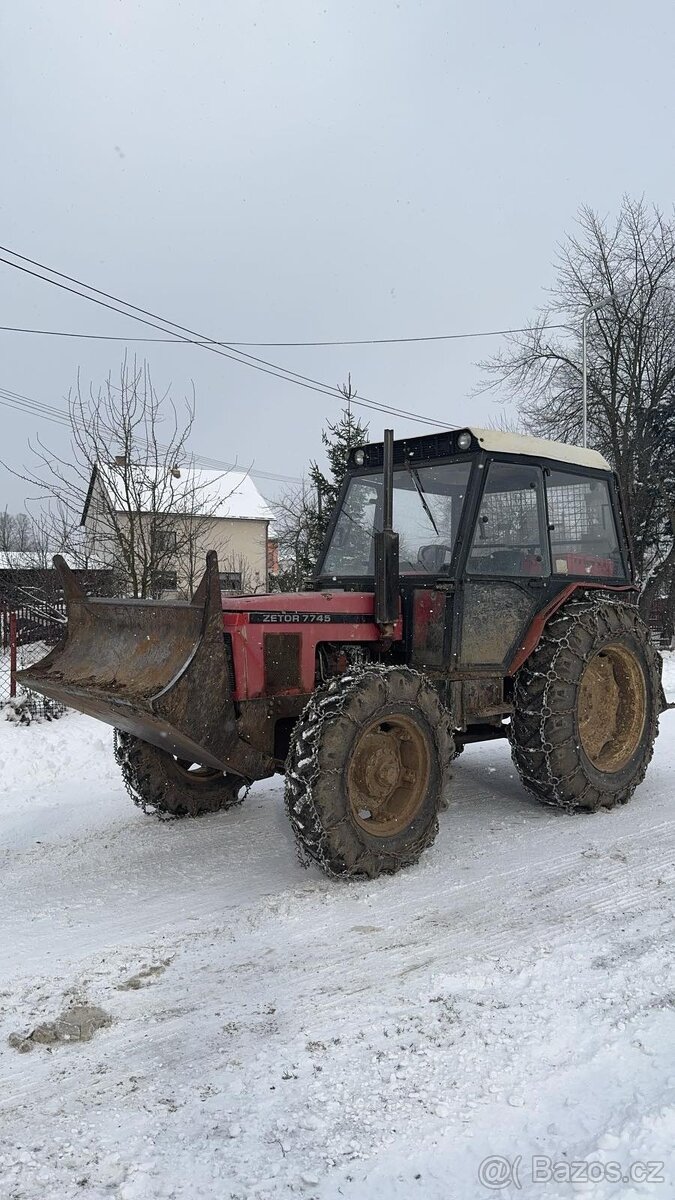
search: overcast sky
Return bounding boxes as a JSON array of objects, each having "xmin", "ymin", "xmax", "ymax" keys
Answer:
[{"xmin": 2, "ymin": 0, "xmax": 675, "ymax": 510}]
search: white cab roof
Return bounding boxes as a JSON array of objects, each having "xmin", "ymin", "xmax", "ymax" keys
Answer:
[{"xmin": 468, "ymin": 428, "xmax": 610, "ymax": 471}]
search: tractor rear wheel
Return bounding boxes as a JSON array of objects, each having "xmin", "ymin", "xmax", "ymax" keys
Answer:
[
  {"xmin": 285, "ymin": 666, "xmax": 453, "ymax": 878},
  {"xmin": 510, "ymin": 598, "xmax": 662, "ymax": 812},
  {"xmin": 114, "ymin": 731, "xmax": 248, "ymax": 818}
]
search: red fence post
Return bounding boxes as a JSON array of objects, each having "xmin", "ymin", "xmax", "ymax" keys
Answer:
[{"xmin": 9, "ymin": 611, "xmax": 17, "ymax": 698}]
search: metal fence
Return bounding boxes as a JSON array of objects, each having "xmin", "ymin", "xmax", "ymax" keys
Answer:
[
  {"xmin": 647, "ymin": 598, "xmax": 673, "ymax": 649},
  {"xmin": 1, "ymin": 602, "xmax": 67, "ymax": 721}
]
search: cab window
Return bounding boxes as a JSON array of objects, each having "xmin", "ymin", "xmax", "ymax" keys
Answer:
[
  {"xmin": 321, "ymin": 461, "xmax": 472, "ymax": 577},
  {"xmin": 467, "ymin": 462, "xmax": 549, "ymax": 576},
  {"xmin": 545, "ymin": 471, "xmax": 624, "ymax": 577}
]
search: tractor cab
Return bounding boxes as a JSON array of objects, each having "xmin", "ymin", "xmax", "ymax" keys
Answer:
[
  {"xmin": 316, "ymin": 426, "xmax": 631, "ymax": 592},
  {"xmin": 312, "ymin": 427, "xmax": 634, "ymax": 706}
]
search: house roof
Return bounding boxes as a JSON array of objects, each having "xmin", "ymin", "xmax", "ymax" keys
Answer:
[
  {"xmin": 82, "ymin": 462, "xmax": 273, "ymax": 525},
  {"xmin": 0, "ymin": 551, "xmax": 103, "ymax": 572}
]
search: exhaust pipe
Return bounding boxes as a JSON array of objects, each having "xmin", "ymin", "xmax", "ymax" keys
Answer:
[{"xmin": 374, "ymin": 427, "xmax": 400, "ymax": 630}]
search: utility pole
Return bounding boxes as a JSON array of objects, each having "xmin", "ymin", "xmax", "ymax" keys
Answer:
[{"xmin": 582, "ymin": 310, "xmax": 589, "ymax": 449}]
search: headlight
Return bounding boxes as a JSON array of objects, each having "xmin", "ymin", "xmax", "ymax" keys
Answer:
[
  {"xmin": 457, "ymin": 431, "xmax": 472, "ymax": 451},
  {"xmin": 353, "ymin": 448, "xmax": 365, "ymax": 466}
]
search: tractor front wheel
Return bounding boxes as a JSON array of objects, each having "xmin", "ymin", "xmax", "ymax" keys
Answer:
[
  {"xmin": 510, "ymin": 598, "xmax": 662, "ymax": 812},
  {"xmin": 285, "ymin": 666, "xmax": 453, "ymax": 878},
  {"xmin": 114, "ymin": 731, "xmax": 248, "ymax": 818}
]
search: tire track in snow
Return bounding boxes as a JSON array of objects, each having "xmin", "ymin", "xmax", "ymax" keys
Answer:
[{"xmin": 1, "ymin": 815, "xmax": 672, "ymax": 1113}]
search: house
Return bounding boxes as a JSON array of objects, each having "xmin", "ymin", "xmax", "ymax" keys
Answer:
[{"xmin": 81, "ymin": 459, "xmax": 274, "ymax": 597}]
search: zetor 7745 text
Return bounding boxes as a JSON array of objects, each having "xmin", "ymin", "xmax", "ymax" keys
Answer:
[{"xmin": 22, "ymin": 426, "xmax": 667, "ymax": 879}]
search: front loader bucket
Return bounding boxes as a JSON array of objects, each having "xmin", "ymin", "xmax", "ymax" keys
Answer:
[{"xmin": 17, "ymin": 552, "xmax": 243, "ymax": 772}]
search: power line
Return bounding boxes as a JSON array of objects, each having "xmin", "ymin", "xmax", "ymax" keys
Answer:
[
  {"xmin": 0, "ymin": 385, "xmax": 302, "ymax": 483},
  {"xmin": 0, "ymin": 246, "xmax": 455, "ymax": 429},
  {"xmin": 0, "ymin": 322, "xmax": 566, "ymax": 347},
  {"xmin": 0, "ymin": 386, "xmax": 303, "ymax": 485}
]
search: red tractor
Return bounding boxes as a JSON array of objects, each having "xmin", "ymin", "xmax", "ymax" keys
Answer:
[{"xmin": 21, "ymin": 427, "xmax": 666, "ymax": 878}]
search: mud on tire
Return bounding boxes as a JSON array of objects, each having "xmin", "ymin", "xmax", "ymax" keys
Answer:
[
  {"xmin": 510, "ymin": 597, "xmax": 663, "ymax": 812},
  {"xmin": 285, "ymin": 666, "xmax": 453, "ymax": 878},
  {"xmin": 114, "ymin": 731, "xmax": 248, "ymax": 818}
]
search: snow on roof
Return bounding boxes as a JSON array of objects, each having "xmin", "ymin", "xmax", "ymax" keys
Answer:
[
  {"xmin": 0, "ymin": 552, "xmax": 44, "ymax": 571},
  {"xmin": 0, "ymin": 551, "xmax": 100, "ymax": 572},
  {"xmin": 468, "ymin": 428, "xmax": 611, "ymax": 471},
  {"xmin": 86, "ymin": 462, "xmax": 273, "ymax": 523},
  {"xmin": 180, "ymin": 467, "xmax": 273, "ymax": 521}
]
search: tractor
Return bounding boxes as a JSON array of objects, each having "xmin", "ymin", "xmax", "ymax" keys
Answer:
[{"xmin": 20, "ymin": 426, "xmax": 666, "ymax": 878}]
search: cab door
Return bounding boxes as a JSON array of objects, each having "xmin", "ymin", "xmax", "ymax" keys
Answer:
[{"xmin": 456, "ymin": 460, "xmax": 551, "ymax": 671}]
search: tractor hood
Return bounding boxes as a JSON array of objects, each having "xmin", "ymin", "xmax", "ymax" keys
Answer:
[
  {"xmin": 219, "ymin": 590, "xmax": 401, "ymax": 701},
  {"xmin": 220, "ymin": 590, "xmax": 380, "ymax": 624}
]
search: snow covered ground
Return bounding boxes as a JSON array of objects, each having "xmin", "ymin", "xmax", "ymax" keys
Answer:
[{"xmin": 0, "ymin": 657, "xmax": 673, "ymax": 1200}]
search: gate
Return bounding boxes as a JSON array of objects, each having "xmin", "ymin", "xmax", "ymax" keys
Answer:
[{"xmin": 1, "ymin": 601, "xmax": 67, "ymax": 720}]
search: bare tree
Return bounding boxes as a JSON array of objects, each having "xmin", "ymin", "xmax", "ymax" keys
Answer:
[
  {"xmin": 5, "ymin": 356, "xmax": 233, "ymax": 598},
  {"xmin": 0, "ymin": 511, "xmax": 40, "ymax": 608},
  {"xmin": 0, "ymin": 507, "xmax": 54, "ymax": 612},
  {"xmin": 0, "ymin": 510, "xmax": 11, "ymax": 553},
  {"xmin": 479, "ymin": 198, "xmax": 675, "ymax": 627},
  {"xmin": 0, "ymin": 510, "xmax": 38, "ymax": 553},
  {"xmin": 271, "ymin": 480, "xmax": 322, "ymax": 592}
]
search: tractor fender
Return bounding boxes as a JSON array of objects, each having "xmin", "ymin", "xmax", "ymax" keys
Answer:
[{"xmin": 507, "ymin": 582, "xmax": 639, "ymax": 676}]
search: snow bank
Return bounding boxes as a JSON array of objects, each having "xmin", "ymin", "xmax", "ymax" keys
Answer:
[{"xmin": 661, "ymin": 649, "xmax": 675, "ymax": 700}]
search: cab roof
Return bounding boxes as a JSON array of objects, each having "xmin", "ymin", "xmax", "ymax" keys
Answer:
[
  {"xmin": 349, "ymin": 427, "xmax": 611, "ymax": 472},
  {"xmin": 468, "ymin": 428, "xmax": 610, "ymax": 471}
]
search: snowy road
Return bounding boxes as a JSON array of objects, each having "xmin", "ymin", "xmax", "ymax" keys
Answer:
[{"xmin": 1, "ymin": 659, "xmax": 673, "ymax": 1199}]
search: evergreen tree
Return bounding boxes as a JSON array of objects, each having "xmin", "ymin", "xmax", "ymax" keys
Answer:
[
  {"xmin": 272, "ymin": 380, "xmax": 369, "ymax": 588},
  {"xmin": 309, "ymin": 378, "xmax": 369, "ymax": 541}
]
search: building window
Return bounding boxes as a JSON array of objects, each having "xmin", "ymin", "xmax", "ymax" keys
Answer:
[
  {"xmin": 219, "ymin": 571, "xmax": 242, "ymax": 593},
  {"xmin": 151, "ymin": 570, "xmax": 178, "ymax": 594},
  {"xmin": 154, "ymin": 529, "xmax": 177, "ymax": 553}
]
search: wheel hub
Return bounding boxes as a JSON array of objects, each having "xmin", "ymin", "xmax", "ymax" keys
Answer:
[
  {"xmin": 363, "ymin": 744, "xmax": 403, "ymax": 801},
  {"xmin": 578, "ymin": 643, "xmax": 647, "ymax": 773},
  {"xmin": 347, "ymin": 714, "xmax": 430, "ymax": 837}
]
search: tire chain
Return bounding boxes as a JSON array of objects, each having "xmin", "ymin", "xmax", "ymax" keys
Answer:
[
  {"xmin": 113, "ymin": 729, "xmax": 178, "ymax": 819},
  {"xmin": 510, "ymin": 595, "xmax": 662, "ymax": 812},
  {"xmin": 113, "ymin": 729, "xmax": 250, "ymax": 819},
  {"xmin": 284, "ymin": 664, "xmax": 454, "ymax": 878}
]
